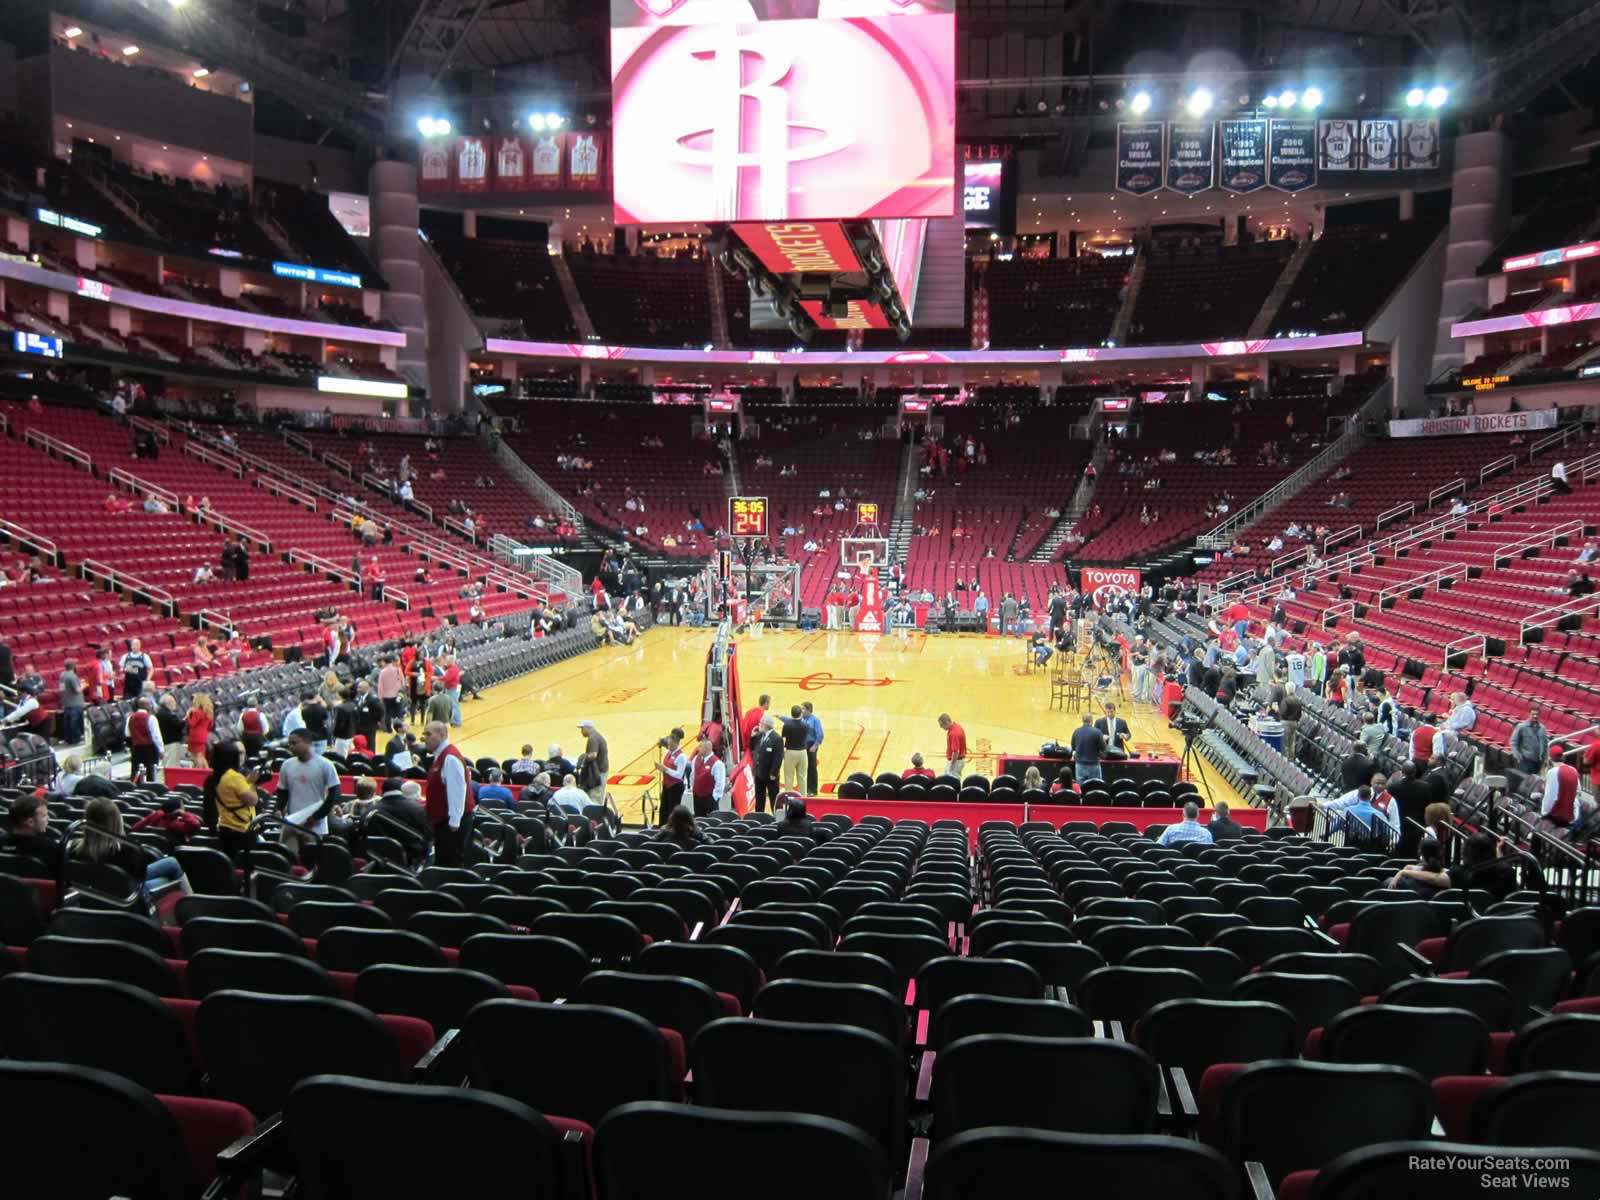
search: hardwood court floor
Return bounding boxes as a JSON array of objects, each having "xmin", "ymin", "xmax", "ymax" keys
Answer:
[{"xmin": 452, "ymin": 625, "xmax": 1245, "ymax": 825}]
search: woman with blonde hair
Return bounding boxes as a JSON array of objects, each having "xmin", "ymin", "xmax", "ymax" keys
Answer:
[
  {"xmin": 319, "ymin": 670, "xmax": 343, "ymax": 708},
  {"xmin": 1023, "ymin": 765, "xmax": 1045, "ymax": 792},
  {"xmin": 69, "ymin": 796, "xmax": 190, "ymax": 899},
  {"xmin": 185, "ymin": 693, "xmax": 214, "ymax": 768}
]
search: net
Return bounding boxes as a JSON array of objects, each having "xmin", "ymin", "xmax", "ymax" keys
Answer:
[{"xmin": 840, "ymin": 536, "xmax": 890, "ymax": 572}]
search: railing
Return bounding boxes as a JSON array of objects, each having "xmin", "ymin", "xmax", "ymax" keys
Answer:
[
  {"xmin": 1195, "ymin": 378, "xmax": 1391, "ymax": 549},
  {"xmin": 200, "ymin": 510, "xmax": 271, "ymax": 551},
  {"xmin": 0, "ymin": 411, "xmax": 11, "ymax": 435},
  {"xmin": 443, "ymin": 516, "xmax": 477, "ymax": 542},
  {"xmin": 194, "ymin": 608, "xmax": 236, "ymax": 633},
  {"xmin": 1389, "ymin": 516, "xmax": 1467, "ymax": 557},
  {"xmin": 286, "ymin": 548, "xmax": 359, "ymax": 586},
  {"xmin": 1320, "ymin": 600, "xmax": 1356, "ymax": 629},
  {"xmin": 1375, "ymin": 562, "xmax": 1467, "ymax": 610},
  {"xmin": 489, "ymin": 533, "xmax": 581, "ymax": 596},
  {"xmin": 284, "ymin": 432, "xmax": 314, "ymax": 455},
  {"xmin": 385, "ymin": 586, "xmax": 412, "ymax": 611},
  {"xmin": 1443, "ymin": 633, "xmax": 1486, "ymax": 669},
  {"xmin": 0, "ymin": 519, "xmax": 60, "ymax": 566},
  {"xmin": 1270, "ymin": 545, "xmax": 1310, "ymax": 574},
  {"xmin": 1479, "ymin": 454, "xmax": 1515, "ymax": 485},
  {"xmin": 1426, "ymin": 478, "xmax": 1465, "ymax": 507},
  {"xmin": 1215, "ymin": 569, "xmax": 1254, "ymax": 593},
  {"xmin": 322, "ymin": 451, "xmax": 353, "ymax": 478},
  {"xmin": 1494, "ymin": 519, "xmax": 1587, "ymax": 567},
  {"xmin": 107, "ymin": 468, "xmax": 178, "ymax": 509},
  {"xmin": 255, "ymin": 474, "xmax": 318, "ymax": 512},
  {"xmin": 77, "ymin": 559, "xmax": 176, "ymax": 616},
  {"xmin": 128, "ymin": 414, "xmax": 170, "ymax": 445},
  {"xmin": 1323, "ymin": 524, "xmax": 1362, "ymax": 551},
  {"xmin": 1519, "ymin": 594, "xmax": 1600, "ymax": 645},
  {"xmin": 1374, "ymin": 501, "xmax": 1415, "ymax": 531},
  {"xmin": 182, "ymin": 439, "xmax": 244, "ymax": 478},
  {"xmin": 485, "ymin": 435, "xmax": 581, "ymax": 525},
  {"xmin": 23, "ymin": 428, "xmax": 92, "ymax": 471},
  {"xmin": 1529, "ymin": 424, "xmax": 1579, "ymax": 461}
]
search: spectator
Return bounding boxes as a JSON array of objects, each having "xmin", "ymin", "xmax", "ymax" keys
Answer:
[
  {"xmin": 56, "ymin": 658, "xmax": 85, "ymax": 745},
  {"xmin": 124, "ymin": 697, "xmax": 165, "ymax": 785},
  {"xmin": 477, "ymin": 768, "xmax": 516, "ymax": 808},
  {"xmin": 1391, "ymin": 831, "xmax": 1517, "ymax": 901},
  {"xmin": 1541, "ymin": 743, "xmax": 1584, "ymax": 831},
  {"xmin": 185, "ymin": 694, "xmax": 214, "ymax": 768},
  {"xmin": 7, "ymin": 792, "xmax": 63, "ymax": 874},
  {"xmin": 577, "ymin": 719, "xmax": 610, "ymax": 803},
  {"xmin": 1207, "ymin": 800, "xmax": 1243, "ymax": 842},
  {"xmin": 1158, "ymin": 801, "xmax": 1214, "ymax": 847},
  {"xmin": 551, "ymin": 772, "xmax": 591, "ymax": 814},
  {"xmin": 656, "ymin": 804, "xmax": 702, "ymax": 847},
  {"xmin": 131, "ymin": 794, "xmax": 202, "ymax": 844},
  {"xmin": 1070, "ymin": 713, "xmax": 1105, "ymax": 784},
  {"xmin": 778, "ymin": 796, "xmax": 824, "ymax": 841},
  {"xmin": 69, "ymin": 796, "xmax": 190, "ymax": 900},
  {"xmin": 276, "ymin": 730, "xmax": 342, "ymax": 859},
  {"xmin": 1510, "ymin": 707, "xmax": 1549, "ymax": 778},
  {"xmin": 204, "ymin": 741, "xmax": 260, "ymax": 860},
  {"xmin": 903, "ymin": 753, "xmax": 935, "ymax": 780}
]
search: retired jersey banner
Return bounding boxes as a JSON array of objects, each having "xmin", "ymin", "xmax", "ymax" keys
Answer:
[
  {"xmin": 563, "ymin": 131, "xmax": 608, "ymax": 191},
  {"xmin": 1219, "ymin": 119, "xmax": 1267, "ymax": 193},
  {"xmin": 418, "ymin": 138, "xmax": 452, "ymax": 194},
  {"xmin": 1081, "ymin": 566, "xmax": 1142, "ymax": 606},
  {"xmin": 454, "ymin": 137, "xmax": 490, "ymax": 193},
  {"xmin": 1268, "ymin": 119, "xmax": 1317, "ymax": 192},
  {"xmin": 1115, "ymin": 122, "xmax": 1164, "ymax": 195},
  {"xmin": 1165, "ymin": 121, "xmax": 1214, "ymax": 194},
  {"xmin": 1317, "ymin": 119, "xmax": 1358, "ymax": 171},
  {"xmin": 1361, "ymin": 119, "xmax": 1399, "ymax": 171},
  {"xmin": 1401, "ymin": 119, "xmax": 1441, "ymax": 170},
  {"xmin": 492, "ymin": 136, "xmax": 530, "ymax": 191}
]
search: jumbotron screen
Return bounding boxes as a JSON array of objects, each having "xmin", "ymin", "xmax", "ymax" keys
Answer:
[{"xmin": 609, "ymin": 0, "xmax": 956, "ymax": 225}]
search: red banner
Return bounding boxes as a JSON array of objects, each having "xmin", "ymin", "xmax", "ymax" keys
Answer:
[
  {"xmin": 799, "ymin": 299, "xmax": 892, "ymax": 330},
  {"xmin": 1081, "ymin": 567, "xmax": 1142, "ymax": 606},
  {"xmin": 733, "ymin": 221, "xmax": 862, "ymax": 276},
  {"xmin": 454, "ymin": 136, "xmax": 491, "ymax": 193},
  {"xmin": 563, "ymin": 131, "xmax": 608, "ymax": 191},
  {"xmin": 418, "ymin": 138, "xmax": 452, "ymax": 193}
]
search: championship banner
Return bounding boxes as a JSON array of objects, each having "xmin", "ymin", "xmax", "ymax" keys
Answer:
[
  {"xmin": 1218, "ymin": 119, "xmax": 1267, "ymax": 193},
  {"xmin": 492, "ymin": 136, "xmax": 530, "ymax": 191},
  {"xmin": 454, "ymin": 136, "xmax": 490, "ymax": 193},
  {"xmin": 1165, "ymin": 121, "xmax": 1214, "ymax": 195},
  {"xmin": 1115, "ymin": 122, "xmax": 1164, "ymax": 195},
  {"xmin": 733, "ymin": 221, "xmax": 862, "ymax": 276},
  {"xmin": 418, "ymin": 137, "xmax": 452, "ymax": 194},
  {"xmin": 799, "ymin": 298, "xmax": 891, "ymax": 330},
  {"xmin": 1317, "ymin": 119, "xmax": 1358, "ymax": 171},
  {"xmin": 1389, "ymin": 410, "xmax": 1558, "ymax": 439},
  {"xmin": 563, "ymin": 130, "xmax": 608, "ymax": 191},
  {"xmin": 1268, "ymin": 120, "xmax": 1317, "ymax": 192},
  {"xmin": 1081, "ymin": 566, "xmax": 1142, "ymax": 606},
  {"xmin": 1361, "ymin": 119, "xmax": 1399, "ymax": 171},
  {"xmin": 1401, "ymin": 119, "xmax": 1441, "ymax": 170},
  {"xmin": 529, "ymin": 134, "xmax": 564, "ymax": 190}
]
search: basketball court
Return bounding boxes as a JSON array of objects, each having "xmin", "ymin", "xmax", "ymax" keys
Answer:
[{"xmin": 451, "ymin": 624, "xmax": 1246, "ymax": 826}]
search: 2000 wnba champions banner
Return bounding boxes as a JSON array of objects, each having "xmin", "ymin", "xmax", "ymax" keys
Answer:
[{"xmin": 1268, "ymin": 119, "xmax": 1317, "ymax": 192}]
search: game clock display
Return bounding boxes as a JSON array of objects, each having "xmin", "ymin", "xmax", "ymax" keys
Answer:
[{"xmin": 729, "ymin": 496, "xmax": 769, "ymax": 538}]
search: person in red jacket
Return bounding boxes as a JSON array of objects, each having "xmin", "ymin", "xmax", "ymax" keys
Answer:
[
  {"xmin": 902, "ymin": 752, "xmax": 935, "ymax": 780},
  {"xmin": 741, "ymin": 695, "xmax": 770, "ymax": 749},
  {"xmin": 938, "ymin": 713, "xmax": 967, "ymax": 778},
  {"xmin": 1410, "ymin": 720, "xmax": 1438, "ymax": 771},
  {"xmin": 132, "ymin": 795, "xmax": 202, "ymax": 843},
  {"xmin": 185, "ymin": 694, "xmax": 214, "ymax": 768},
  {"xmin": 1541, "ymin": 744, "xmax": 1583, "ymax": 829}
]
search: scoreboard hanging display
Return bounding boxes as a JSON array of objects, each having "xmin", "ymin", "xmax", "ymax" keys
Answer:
[
  {"xmin": 729, "ymin": 496, "xmax": 770, "ymax": 539},
  {"xmin": 1116, "ymin": 117, "xmax": 1441, "ymax": 193}
]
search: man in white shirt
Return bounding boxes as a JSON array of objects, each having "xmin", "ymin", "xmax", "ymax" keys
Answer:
[
  {"xmin": 1552, "ymin": 460, "xmax": 1570, "ymax": 494},
  {"xmin": 422, "ymin": 720, "xmax": 473, "ymax": 865},
  {"xmin": 551, "ymin": 773, "xmax": 592, "ymax": 814}
]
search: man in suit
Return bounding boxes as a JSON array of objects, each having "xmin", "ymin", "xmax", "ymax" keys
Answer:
[
  {"xmin": 751, "ymin": 715, "xmax": 784, "ymax": 814},
  {"xmin": 1207, "ymin": 800, "xmax": 1243, "ymax": 842},
  {"xmin": 1095, "ymin": 702, "xmax": 1132, "ymax": 757}
]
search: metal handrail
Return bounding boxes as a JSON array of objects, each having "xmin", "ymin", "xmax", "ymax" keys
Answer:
[
  {"xmin": 78, "ymin": 559, "xmax": 176, "ymax": 616},
  {"xmin": 286, "ymin": 548, "xmax": 359, "ymax": 586},
  {"xmin": 1479, "ymin": 454, "xmax": 1515, "ymax": 484},
  {"xmin": 1375, "ymin": 562, "xmax": 1467, "ymax": 609},
  {"xmin": 107, "ymin": 468, "xmax": 178, "ymax": 509},
  {"xmin": 256, "ymin": 474, "xmax": 318, "ymax": 511},
  {"xmin": 1374, "ymin": 501, "xmax": 1415, "ymax": 531},
  {"xmin": 195, "ymin": 608, "xmax": 236, "ymax": 633},
  {"xmin": 200, "ymin": 510, "xmax": 272, "ymax": 551},
  {"xmin": 182, "ymin": 439, "xmax": 244, "ymax": 478},
  {"xmin": 322, "ymin": 451, "xmax": 353, "ymax": 478},
  {"xmin": 23, "ymin": 428, "xmax": 92, "ymax": 470},
  {"xmin": 1320, "ymin": 600, "xmax": 1356, "ymax": 629},
  {"xmin": 1427, "ymin": 478, "xmax": 1465, "ymax": 507},
  {"xmin": 284, "ymin": 431, "xmax": 314, "ymax": 455},
  {"xmin": 1494, "ymin": 519, "xmax": 1587, "ymax": 567},
  {"xmin": 385, "ymin": 586, "xmax": 412, "ymax": 611},
  {"xmin": 0, "ymin": 518, "xmax": 60, "ymax": 566},
  {"xmin": 1324, "ymin": 524, "xmax": 1362, "ymax": 551},
  {"xmin": 1444, "ymin": 633, "xmax": 1486, "ymax": 669},
  {"xmin": 1519, "ymin": 594, "xmax": 1600, "ymax": 644},
  {"xmin": 1528, "ymin": 425, "xmax": 1578, "ymax": 461}
]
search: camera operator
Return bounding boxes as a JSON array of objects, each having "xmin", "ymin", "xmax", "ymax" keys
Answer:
[{"xmin": 655, "ymin": 727, "xmax": 688, "ymax": 824}]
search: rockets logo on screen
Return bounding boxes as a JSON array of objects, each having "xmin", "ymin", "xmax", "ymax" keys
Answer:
[{"xmin": 609, "ymin": 13, "xmax": 955, "ymax": 223}]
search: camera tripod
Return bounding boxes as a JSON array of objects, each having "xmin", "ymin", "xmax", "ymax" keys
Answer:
[{"xmin": 1176, "ymin": 722, "xmax": 1216, "ymax": 804}]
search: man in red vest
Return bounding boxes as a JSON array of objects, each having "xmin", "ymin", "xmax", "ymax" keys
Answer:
[
  {"xmin": 1541, "ymin": 744, "xmax": 1583, "ymax": 830},
  {"xmin": 687, "ymin": 733, "xmax": 725, "ymax": 817},
  {"xmin": 124, "ymin": 697, "xmax": 163, "ymax": 784},
  {"xmin": 1410, "ymin": 719, "xmax": 1438, "ymax": 772},
  {"xmin": 238, "ymin": 706, "xmax": 269, "ymax": 757},
  {"xmin": 423, "ymin": 720, "xmax": 474, "ymax": 865}
]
